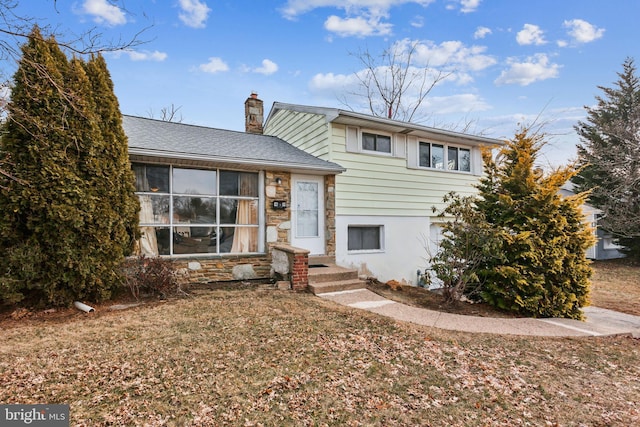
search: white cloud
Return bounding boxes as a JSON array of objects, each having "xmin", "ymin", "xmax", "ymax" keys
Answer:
[
  {"xmin": 459, "ymin": 0, "xmax": 481, "ymax": 13},
  {"xmin": 405, "ymin": 39, "xmax": 496, "ymax": 71},
  {"xmin": 80, "ymin": 0, "xmax": 127, "ymax": 26},
  {"xmin": 309, "ymin": 39, "xmax": 495, "ymax": 101},
  {"xmin": 324, "ymin": 15, "xmax": 392, "ymax": 37},
  {"xmin": 308, "ymin": 38, "xmax": 497, "ymax": 107},
  {"xmin": 309, "ymin": 72, "xmax": 359, "ymax": 92},
  {"xmin": 281, "ymin": 1, "xmax": 435, "ymax": 20},
  {"xmin": 309, "ymin": 71, "xmax": 489, "ymax": 117},
  {"xmin": 563, "ymin": 19, "xmax": 605, "ymax": 44},
  {"xmin": 178, "ymin": 0, "xmax": 211, "ymax": 29},
  {"xmin": 474, "ymin": 26, "xmax": 491, "ymax": 39},
  {"xmin": 445, "ymin": 0, "xmax": 480, "ymax": 13},
  {"xmin": 199, "ymin": 57, "xmax": 229, "ymax": 73},
  {"xmin": 410, "ymin": 15, "xmax": 424, "ymax": 28},
  {"xmin": 494, "ymin": 54, "xmax": 561, "ymax": 86},
  {"xmin": 123, "ymin": 50, "xmax": 168, "ymax": 62},
  {"xmin": 424, "ymin": 93, "xmax": 490, "ymax": 114},
  {"xmin": 253, "ymin": 59, "xmax": 279, "ymax": 75},
  {"xmin": 281, "ymin": 1, "xmax": 435, "ymax": 37},
  {"xmin": 516, "ymin": 24, "xmax": 546, "ymax": 45}
]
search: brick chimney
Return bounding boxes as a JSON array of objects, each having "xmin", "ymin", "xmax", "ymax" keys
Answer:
[{"xmin": 245, "ymin": 92, "xmax": 264, "ymax": 134}]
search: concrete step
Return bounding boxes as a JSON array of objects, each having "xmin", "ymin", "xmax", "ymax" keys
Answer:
[
  {"xmin": 309, "ymin": 279, "xmax": 367, "ymax": 295},
  {"xmin": 308, "ymin": 264, "xmax": 359, "ymax": 284},
  {"xmin": 308, "ymin": 255, "xmax": 335, "ymax": 266}
]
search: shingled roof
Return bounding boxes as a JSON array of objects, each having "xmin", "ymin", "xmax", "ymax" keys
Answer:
[{"xmin": 123, "ymin": 115, "xmax": 344, "ymax": 174}]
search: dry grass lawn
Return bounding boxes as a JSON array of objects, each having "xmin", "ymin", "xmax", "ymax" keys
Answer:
[
  {"xmin": 590, "ymin": 259, "xmax": 640, "ymax": 315},
  {"xmin": 1, "ymin": 280, "xmax": 639, "ymax": 426}
]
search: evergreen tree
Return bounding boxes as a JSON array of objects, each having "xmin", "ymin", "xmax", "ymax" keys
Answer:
[
  {"xmin": 573, "ymin": 58, "xmax": 640, "ymax": 259},
  {"xmin": 0, "ymin": 27, "xmax": 138, "ymax": 306},
  {"xmin": 474, "ymin": 129, "xmax": 595, "ymax": 319},
  {"xmin": 431, "ymin": 128, "xmax": 594, "ymax": 318},
  {"xmin": 82, "ymin": 54, "xmax": 139, "ymax": 256}
]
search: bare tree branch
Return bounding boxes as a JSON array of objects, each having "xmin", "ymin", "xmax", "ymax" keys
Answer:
[
  {"xmin": 342, "ymin": 40, "xmax": 452, "ymax": 124},
  {"xmin": 0, "ymin": 0, "xmax": 151, "ymax": 186},
  {"xmin": 148, "ymin": 104, "xmax": 184, "ymax": 123},
  {"xmin": 0, "ymin": 1, "xmax": 149, "ymax": 58}
]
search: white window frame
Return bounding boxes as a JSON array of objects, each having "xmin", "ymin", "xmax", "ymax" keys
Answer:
[
  {"xmin": 346, "ymin": 127, "xmax": 406, "ymax": 158},
  {"xmin": 603, "ymin": 237, "xmax": 623, "ymax": 250},
  {"xmin": 347, "ymin": 224, "xmax": 385, "ymax": 253},
  {"xmin": 418, "ymin": 141, "xmax": 472, "ymax": 173},
  {"xmin": 361, "ymin": 130, "xmax": 393, "ymax": 156},
  {"xmin": 133, "ymin": 163, "xmax": 264, "ymax": 257}
]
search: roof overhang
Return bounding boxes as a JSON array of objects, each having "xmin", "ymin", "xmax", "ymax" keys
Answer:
[
  {"xmin": 268, "ymin": 102, "xmax": 504, "ymax": 148},
  {"xmin": 128, "ymin": 148, "xmax": 345, "ymax": 175},
  {"xmin": 331, "ymin": 110, "xmax": 503, "ymax": 147}
]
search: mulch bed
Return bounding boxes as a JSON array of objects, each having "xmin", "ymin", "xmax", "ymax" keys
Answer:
[{"xmin": 366, "ymin": 279, "xmax": 523, "ymax": 318}]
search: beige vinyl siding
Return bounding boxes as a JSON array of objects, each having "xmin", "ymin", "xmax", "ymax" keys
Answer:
[
  {"xmin": 264, "ymin": 110, "xmax": 330, "ymax": 160},
  {"xmin": 330, "ymin": 124, "xmax": 479, "ymax": 216}
]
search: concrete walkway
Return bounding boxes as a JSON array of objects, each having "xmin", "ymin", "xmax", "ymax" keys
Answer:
[{"xmin": 319, "ymin": 288, "xmax": 640, "ymax": 337}]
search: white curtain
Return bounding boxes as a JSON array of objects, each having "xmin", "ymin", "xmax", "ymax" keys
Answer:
[
  {"xmin": 231, "ymin": 174, "xmax": 258, "ymax": 253},
  {"xmin": 135, "ymin": 166, "xmax": 159, "ymax": 256},
  {"xmin": 138, "ymin": 197, "xmax": 159, "ymax": 256}
]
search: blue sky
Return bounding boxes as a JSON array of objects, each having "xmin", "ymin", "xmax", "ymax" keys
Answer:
[{"xmin": 9, "ymin": 0, "xmax": 640, "ymax": 168}]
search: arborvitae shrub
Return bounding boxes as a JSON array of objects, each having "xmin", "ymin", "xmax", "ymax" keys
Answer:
[{"xmin": 0, "ymin": 27, "xmax": 139, "ymax": 306}]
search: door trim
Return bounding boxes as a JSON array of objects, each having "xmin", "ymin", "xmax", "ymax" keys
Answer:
[{"xmin": 291, "ymin": 174, "xmax": 325, "ymax": 255}]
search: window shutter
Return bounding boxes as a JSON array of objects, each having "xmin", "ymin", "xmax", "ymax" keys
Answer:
[
  {"xmin": 393, "ymin": 134, "xmax": 407, "ymax": 158},
  {"xmin": 346, "ymin": 126, "xmax": 359, "ymax": 153},
  {"xmin": 406, "ymin": 137, "xmax": 418, "ymax": 169},
  {"xmin": 472, "ymin": 147, "xmax": 483, "ymax": 176}
]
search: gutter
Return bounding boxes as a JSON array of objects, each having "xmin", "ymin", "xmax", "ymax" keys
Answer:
[{"xmin": 127, "ymin": 148, "xmax": 346, "ymax": 174}]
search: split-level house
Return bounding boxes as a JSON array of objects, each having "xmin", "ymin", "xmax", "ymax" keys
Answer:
[
  {"xmin": 123, "ymin": 94, "xmax": 345, "ymax": 289},
  {"xmin": 264, "ymin": 102, "xmax": 503, "ymax": 285}
]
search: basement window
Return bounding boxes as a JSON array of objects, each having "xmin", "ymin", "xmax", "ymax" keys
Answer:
[{"xmin": 348, "ymin": 225, "xmax": 383, "ymax": 251}]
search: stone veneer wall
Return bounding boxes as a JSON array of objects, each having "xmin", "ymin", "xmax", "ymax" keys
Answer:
[
  {"xmin": 265, "ymin": 171, "xmax": 292, "ymax": 253},
  {"xmin": 324, "ymin": 174, "xmax": 336, "ymax": 256},
  {"xmin": 172, "ymin": 255, "xmax": 272, "ymax": 283}
]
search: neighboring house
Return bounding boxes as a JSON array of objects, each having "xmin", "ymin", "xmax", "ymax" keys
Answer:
[
  {"xmin": 264, "ymin": 102, "xmax": 503, "ymax": 285},
  {"xmin": 559, "ymin": 186, "xmax": 625, "ymax": 260},
  {"xmin": 122, "ymin": 94, "xmax": 344, "ymax": 287},
  {"xmin": 592, "ymin": 224, "xmax": 626, "ymax": 260}
]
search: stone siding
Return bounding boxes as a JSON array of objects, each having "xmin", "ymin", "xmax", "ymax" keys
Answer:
[
  {"xmin": 172, "ymin": 255, "xmax": 272, "ymax": 283},
  {"xmin": 324, "ymin": 174, "xmax": 336, "ymax": 256}
]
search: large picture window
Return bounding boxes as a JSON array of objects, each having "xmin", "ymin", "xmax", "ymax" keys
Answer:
[
  {"xmin": 133, "ymin": 164, "xmax": 260, "ymax": 256},
  {"xmin": 419, "ymin": 142, "xmax": 470, "ymax": 172}
]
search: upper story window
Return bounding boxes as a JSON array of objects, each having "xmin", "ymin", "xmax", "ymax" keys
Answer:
[
  {"xmin": 419, "ymin": 142, "xmax": 471, "ymax": 172},
  {"xmin": 132, "ymin": 163, "xmax": 261, "ymax": 257},
  {"xmin": 362, "ymin": 132, "xmax": 391, "ymax": 154}
]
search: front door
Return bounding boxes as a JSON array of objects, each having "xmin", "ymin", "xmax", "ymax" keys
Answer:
[{"xmin": 291, "ymin": 174, "xmax": 325, "ymax": 255}]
